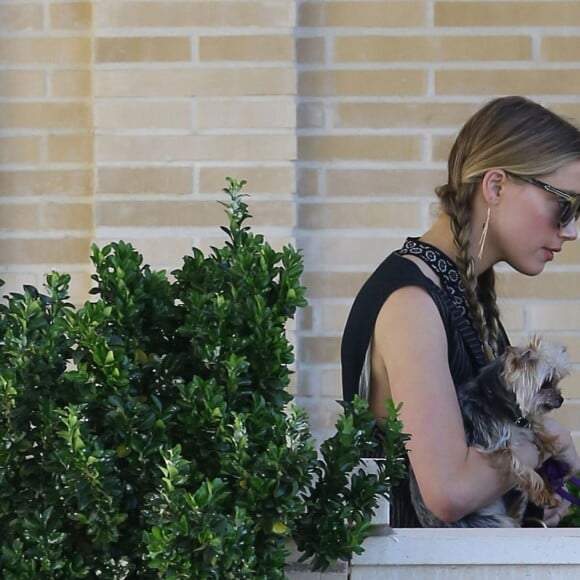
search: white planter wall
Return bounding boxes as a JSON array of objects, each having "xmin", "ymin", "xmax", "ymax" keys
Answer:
[{"xmin": 288, "ymin": 528, "xmax": 580, "ymax": 579}]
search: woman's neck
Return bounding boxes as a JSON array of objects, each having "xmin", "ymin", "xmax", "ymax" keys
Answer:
[
  {"xmin": 419, "ymin": 214, "xmax": 459, "ymax": 262},
  {"xmin": 419, "ymin": 213, "xmax": 494, "ymax": 277}
]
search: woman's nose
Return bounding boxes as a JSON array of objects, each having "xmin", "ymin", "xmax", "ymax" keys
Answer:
[{"xmin": 560, "ymin": 219, "xmax": 579, "ymax": 241}]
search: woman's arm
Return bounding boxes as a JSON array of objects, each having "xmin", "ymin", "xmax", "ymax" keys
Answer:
[{"xmin": 371, "ymin": 285, "xmax": 539, "ymax": 523}]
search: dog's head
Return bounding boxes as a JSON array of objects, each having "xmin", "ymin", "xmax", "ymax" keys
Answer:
[{"xmin": 501, "ymin": 335, "xmax": 569, "ymax": 419}]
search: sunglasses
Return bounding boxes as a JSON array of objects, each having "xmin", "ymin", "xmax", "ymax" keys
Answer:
[{"xmin": 505, "ymin": 170, "xmax": 580, "ymax": 228}]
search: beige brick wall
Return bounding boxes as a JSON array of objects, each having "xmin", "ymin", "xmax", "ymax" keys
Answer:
[
  {"xmin": 0, "ymin": 0, "xmax": 94, "ymax": 298},
  {"xmin": 1, "ymin": 0, "xmax": 580, "ymax": 446}
]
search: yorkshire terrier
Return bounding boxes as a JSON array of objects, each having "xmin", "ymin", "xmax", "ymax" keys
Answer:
[{"xmin": 410, "ymin": 335, "xmax": 569, "ymax": 527}]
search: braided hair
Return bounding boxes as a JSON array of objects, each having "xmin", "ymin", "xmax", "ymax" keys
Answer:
[{"xmin": 436, "ymin": 96, "xmax": 580, "ymax": 360}]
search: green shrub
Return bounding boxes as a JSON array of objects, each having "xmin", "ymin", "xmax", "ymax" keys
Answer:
[{"xmin": 0, "ymin": 178, "xmax": 408, "ymax": 578}]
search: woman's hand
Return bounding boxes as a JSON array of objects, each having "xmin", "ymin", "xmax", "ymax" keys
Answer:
[{"xmin": 544, "ymin": 496, "xmax": 571, "ymax": 527}]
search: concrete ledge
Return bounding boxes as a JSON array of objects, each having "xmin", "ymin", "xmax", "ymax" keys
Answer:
[{"xmin": 351, "ymin": 528, "xmax": 580, "ymax": 579}]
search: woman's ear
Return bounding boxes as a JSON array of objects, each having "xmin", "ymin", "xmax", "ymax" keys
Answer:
[{"xmin": 480, "ymin": 168, "xmax": 506, "ymax": 205}]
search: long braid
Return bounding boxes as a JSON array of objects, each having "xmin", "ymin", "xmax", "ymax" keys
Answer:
[
  {"xmin": 446, "ymin": 185, "xmax": 495, "ymax": 362},
  {"xmin": 477, "ymin": 268, "xmax": 502, "ymax": 355}
]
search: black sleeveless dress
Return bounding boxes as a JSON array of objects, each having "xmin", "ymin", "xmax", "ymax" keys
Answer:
[{"xmin": 340, "ymin": 238, "xmax": 541, "ymax": 527}]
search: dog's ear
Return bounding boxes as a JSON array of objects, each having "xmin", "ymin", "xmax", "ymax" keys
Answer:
[{"xmin": 503, "ymin": 345, "xmax": 534, "ymax": 374}]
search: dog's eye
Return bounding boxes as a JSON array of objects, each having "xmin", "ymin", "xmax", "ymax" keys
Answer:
[{"xmin": 541, "ymin": 379, "xmax": 553, "ymax": 390}]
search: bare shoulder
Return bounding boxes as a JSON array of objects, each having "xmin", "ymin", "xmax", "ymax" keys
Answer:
[
  {"xmin": 375, "ymin": 283, "xmax": 447, "ymax": 355},
  {"xmin": 373, "ymin": 283, "xmax": 454, "ymax": 405}
]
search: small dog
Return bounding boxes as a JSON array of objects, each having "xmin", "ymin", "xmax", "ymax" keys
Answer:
[{"xmin": 410, "ymin": 335, "xmax": 569, "ymax": 527}]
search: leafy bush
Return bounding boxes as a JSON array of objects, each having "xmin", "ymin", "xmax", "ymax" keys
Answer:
[
  {"xmin": 559, "ymin": 479, "xmax": 580, "ymax": 527},
  {"xmin": 0, "ymin": 179, "xmax": 408, "ymax": 578}
]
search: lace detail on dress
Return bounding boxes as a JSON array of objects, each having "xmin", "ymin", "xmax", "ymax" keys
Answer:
[{"xmin": 396, "ymin": 237, "xmax": 470, "ymax": 321}]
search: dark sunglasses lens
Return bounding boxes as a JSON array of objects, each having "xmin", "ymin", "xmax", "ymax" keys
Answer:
[{"xmin": 559, "ymin": 199, "xmax": 580, "ymax": 227}]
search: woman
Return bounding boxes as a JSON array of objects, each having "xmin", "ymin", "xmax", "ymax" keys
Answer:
[{"xmin": 341, "ymin": 95, "xmax": 580, "ymax": 527}]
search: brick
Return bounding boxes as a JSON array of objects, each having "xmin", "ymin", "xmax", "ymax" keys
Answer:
[
  {"xmin": 432, "ymin": 135, "xmax": 456, "ymax": 163},
  {"xmin": 334, "ymin": 36, "xmax": 531, "ymax": 62},
  {"xmin": 541, "ymin": 36, "xmax": 580, "ymax": 62},
  {"xmin": 316, "ymin": 303, "xmax": 352, "ymax": 334},
  {"xmin": 0, "ymin": 3, "xmax": 43, "ymax": 31},
  {"xmin": 297, "ymin": 167, "xmax": 320, "ymax": 196},
  {"xmin": 96, "ymin": 135, "xmax": 295, "ymax": 162},
  {"xmin": 304, "ymin": 271, "xmax": 378, "ymax": 299},
  {"xmin": 326, "ymin": 169, "xmax": 446, "ymax": 197},
  {"xmin": 42, "ymin": 203, "xmax": 92, "ymax": 231},
  {"xmin": 435, "ymin": 1, "xmax": 580, "ymax": 27},
  {"xmin": 0, "ymin": 71, "xmax": 45, "ymax": 98},
  {"xmin": 197, "ymin": 100, "xmax": 295, "ymax": 129},
  {"xmin": 300, "ymin": 1, "xmax": 425, "ymax": 27},
  {"xmin": 552, "ymin": 401, "xmax": 580, "ymax": 431},
  {"xmin": 50, "ymin": 2, "xmax": 93, "ymax": 30},
  {"xmin": 300, "ymin": 235, "xmax": 402, "ymax": 270},
  {"xmin": 0, "ymin": 238, "xmax": 91, "ymax": 265},
  {"xmin": 496, "ymin": 301, "xmax": 525, "ymax": 332},
  {"xmin": 96, "ymin": 1, "xmax": 294, "ymax": 28},
  {"xmin": 333, "ymin": 102, "xmax": 479, "ymax": 129},
  {"xmin": 0, "ymin": 137, "xmax": 42, "ymax": 164},
  {"xmin": 96, "ymin": 200, "xmax": 224, "ymax": 229},
  {"xmin": 0, "ymin": 204, "xmax": 38, "ymax": 230},
  {"xmin": 0, "ymin": 170, "xmax": 93, "ymax": 197},
  {"xmin": 435, "ymin": 69, "xmax": 580, "ymax": 95},
  {"xmin": 51, "ymin": 70, "xmax": 92, "ymax": 98},
  {"xmin": 250, "ymin": 200, "xmax": 296, "ymax": 228},
  {"xmin": 320, "ymin": 368, "xmax": 342, "ymax": 398},
  {"xmin": 96, "ymin": 37, "xmax": 191, "ymax": 63},
  {"xmin": 47, "ymin": 135, "xmax": 93, "ymax": 163},
  {"xmin": 547, "ymin": 102, "xmax": 580, "ymax": 123},
  {"xmin": 527, "ymin": 303, "xmax": 580, "ymax": 331},
  {"xmin": 199, "ymin": 166, "xmax": 295, "ymax": 194},
  {"xmin": 498, "ymin": 272, "xmax": 580, "ymax": 300},
  {"xmin": 0, "ymin": 103, "xmax": 91, "ymax": 130},
  {"xmin": 562, "ymin": 370, "xmax": 580, "ymax": 398},
  {"xmin": 292, "ymin": 368, "xmax": 320, "ymax": 398},
  {"xmin": 298, "ymin": 135, "xmax": 422, "ymax": 162},
  {"xmin": 94, "ymin": 68, "xmax": 295, "ymax": 97},
  {"xmin": 199, "ymin": 35, "xmax": 293, "ymax": 62},
  {"xmin": 97, "ymin": 199, "xmax": 294, "ymax": 229},
  {"xmin": 298, "ymin": 1, "xmax": 324, "ymax": 26},
  {"xmin": 296, "ymin": 37, "xmax": 326, "ymax": 64},
  {"xmin": 95, "ymin": 101, "xmax": 191, "ymax": 130},
  {"xmin": 300, "ymin": 336, "xmax": 341, "ymax": 364},
  {"xmin": 299, "ymin": 70, "xmax": 427, "ymax": 97},
  {"xmin": 298, "ymin": 201, "xmax": 421, "ymax": 229},
  {"xmin": 297, "ymin": 101, "xmax": 325, "ymax": 129},
  {"xmin": 0, "ymin": 38, "xmax": 91, "ymax": 65},
  {"xmin": 297, "ymin": 306, "xmax": 313, "ymax": 332},
  {"xmin": 97, "ymin": 167, "xmax": 192, "ymax": 195},
  {"xmin": 555, "ymin": 244, "xmax": 580, "ymax": 267}
]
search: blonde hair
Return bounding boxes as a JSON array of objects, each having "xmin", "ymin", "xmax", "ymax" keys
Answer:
[{"xmin": 436, "ymin": 96, "xmax": 580, "ymax": 360}]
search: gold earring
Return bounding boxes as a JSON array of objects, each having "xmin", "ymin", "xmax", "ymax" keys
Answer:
[{"xmin": 477, "ymin": 205, "xmax": 491, "ymax": 260}]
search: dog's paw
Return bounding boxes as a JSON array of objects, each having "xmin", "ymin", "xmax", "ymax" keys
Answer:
[{"xmin": 529, "ymin": 488, "xmax": 560, "ymax": 508}]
